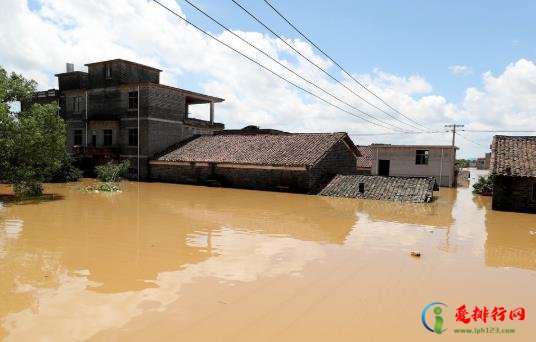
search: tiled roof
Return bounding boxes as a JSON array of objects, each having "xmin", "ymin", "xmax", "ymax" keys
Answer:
[
  {"xmin": 157, "ymin": 133, "xmax": 358, "ymax": 167},
  {"xmin": 490, "ymin": 135, "xmax": 536, "ymax": 177},
  {"xmin": 319, "ymin": 175, "xmax": 436, "ymax": 203},
  {"xmin": 357, "ymin": 145, "xmax": 373, "ymax": 168}
]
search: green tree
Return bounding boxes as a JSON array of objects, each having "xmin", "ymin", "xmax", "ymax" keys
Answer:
[{"xmin": 0, "ymin": 67, "xmax": 66, "ymax": 197}]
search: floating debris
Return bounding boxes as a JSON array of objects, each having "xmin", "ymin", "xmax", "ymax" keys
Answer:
[{"xmin": 410, "ymin": 251, "xmax": 421, "ymax": 257}]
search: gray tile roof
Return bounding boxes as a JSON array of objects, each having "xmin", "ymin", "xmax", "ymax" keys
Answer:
[
  {"xmin": 157, "ymin": 133, "xmax": 358, "ymax": 167},
  {"xmin": 319, "ymin": 175, "xmax": 435, "ymax": 203},
  {"xmin": 490, "ymin": 135, "xmax": 536, "ymax": 177}
]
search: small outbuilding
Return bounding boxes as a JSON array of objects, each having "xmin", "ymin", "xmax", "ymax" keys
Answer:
[
  {"xmin": 490, "ymin": 135, "xmax": 536, "ymax": 213},
  {"xmin": 150, "ymin": 132, "xmax": 360, "ymax": 193}
]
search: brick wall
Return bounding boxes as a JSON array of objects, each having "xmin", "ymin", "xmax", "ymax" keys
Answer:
[
  {"xmin": 87, "ymin": 61, "xmax": 159, "ymax": 89},
  {"xmin": 309, "ymin": 140, "xmax": 357, "ymax": 192},
  {"xmin": 150, "ymin": 164, "xmax": 310, "ymax": 193},
  {"xmin": 147, "ymin": 86, "xmax": 186, "ymax": 121},
  {"xmin": 492, "ymin": 176, "xmax": 536, "ymax": 213}
]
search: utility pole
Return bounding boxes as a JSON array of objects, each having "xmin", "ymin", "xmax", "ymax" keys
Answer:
[
  {"xmin": 444, "ymin": 124, "xmax": 464, "ymax": 148},
  {"xmin": 444, "ymin": 124, "xmax": 464, "ymax": 187}
]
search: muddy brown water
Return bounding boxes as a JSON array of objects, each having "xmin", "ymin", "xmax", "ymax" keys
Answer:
[{"xmin": 1, "ymin": 170, "xmax": 535, "ymax": 341}]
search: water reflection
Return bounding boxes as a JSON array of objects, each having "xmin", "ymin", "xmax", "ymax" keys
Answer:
[
  {"xmin": 483, "ymin": 198, "xmax": 536, "ymax": 270},
  {"xmin": 2, "ymin": 219, "xmax": 24, "ymax": 239},
  {"xmin": 0, "ymin": 180, "xmax": 535, "ymax": 341}
]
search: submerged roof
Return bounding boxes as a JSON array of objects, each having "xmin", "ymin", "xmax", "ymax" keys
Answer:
[
  {"xmin": 490, "ymin": 135, "xmax": 536, "ymax": 177},
  {"xmin": 156, "ymin": 133, "xmax": 358, "ymax": 167},
  {"xmin": 357, "ymin": 145, "xmax": 373, "ymax": 168},
  {"xmin": 319, "ymin": 175, "xmax": 436, "ymax": 203}
]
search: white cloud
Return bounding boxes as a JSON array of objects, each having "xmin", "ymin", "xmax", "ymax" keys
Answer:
[
  {"xmin": 448, "ymin": 65, "xmax": 473, "ymax": 76},
  {"xmin": 1, "ymin": 0, "xmax": 536, "ymax": 158}
]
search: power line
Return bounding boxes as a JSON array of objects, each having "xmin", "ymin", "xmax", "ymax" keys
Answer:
[
  {"xmin": 349, "ymin": 131, "xmax": 444, "ymax": 136},
  {"xmin": 151, "ymin": 0, "xmax": 404, "ymax": 132},
  {"xmin": 465, "ymin": 129, "xmax": 536, "ymax": 132},
  {"xmin": 180, "ymin": 0, "xmax": 411, "ymax": 132},
  {"xmin": 230, "ymin": 0, "xmax": 427, "ymax": 133},
  {"xmin": 455, "ymin": 131, "xmax": 483, "ymax": 146},
  {"xmin": 262, "ymin": 0, "xmax": 430, "ymax": 131}
]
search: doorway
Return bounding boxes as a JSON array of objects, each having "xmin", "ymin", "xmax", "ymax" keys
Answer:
[{"xmin": 378, "ymin": 160, "xmax": 390, "ymax": 176}]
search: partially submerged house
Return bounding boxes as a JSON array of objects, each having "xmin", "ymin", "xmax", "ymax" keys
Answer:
[
  {"xmin": 319, "ymin": 175, "xmax": 436, "ymax": 203},
  {"xmin": 490, "ymin": 135, "xmax": 536, "ymax": 213},
  {"xmin": 150, "ymin": 131, "xmax": 360, "ymax": 193},
  {"xmin": 476, "ymin": 152, "xmax": 491, "ymax": 170},
  {"xmin": 33, "ymin": 59, "xmax": 225, "ymax": 179},
  {"xmin": 369, "ymin": 144, "xmax": 457, "ymax": 187}
]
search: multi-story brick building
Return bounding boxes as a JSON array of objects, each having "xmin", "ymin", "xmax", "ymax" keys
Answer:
[{"xmin": 35, "ymin": 59, "xmax": 224, "ymax": 179}]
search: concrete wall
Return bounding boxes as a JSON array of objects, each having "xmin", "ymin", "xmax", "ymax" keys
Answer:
[
  {"xmin": 370, "ymin": 146, "xmax": 456, "ymax": 187},
  {"xmin": 492, "ymin": 176, "xmax": 536, "ymax": 213}
]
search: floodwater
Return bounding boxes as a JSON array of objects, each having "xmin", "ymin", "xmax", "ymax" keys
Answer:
[{"xmin": 0, "ymin": 170, "xmax": 535, "ymax": 341}]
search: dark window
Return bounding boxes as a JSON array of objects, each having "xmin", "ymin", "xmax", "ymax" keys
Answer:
[
  {"xmin": 416, "ymin": 150, "xmax": 430, "ymax": 165},
  {"xmin": 72, "ymin": 96, "xmax": 83, "ymax": 113},
  {"xmin": 532, "ymin": 183, "xmax": 536, "ymax": 201},
  {"xmin": 128, "ymin": 91, "xmax": 138, "ymax": 110},
  {"xmin": 103, "ymin": 129, "xmax": 113, "ymax": 146},
  {"xmin": 73, "ymin": 130, "xmax": 82, "ymax": 146},
  {"xmin": 105, "ymin": 64, "xmax": 112, "ymax": 79},
  {"xmin": 128, "ymin": 128, "xmax": 138, "ymax": 146}
]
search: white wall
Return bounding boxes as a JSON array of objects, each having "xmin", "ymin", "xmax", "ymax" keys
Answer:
[{"xmin": 370, "ymin": 146, "xmax": 456, "ymax": 187}]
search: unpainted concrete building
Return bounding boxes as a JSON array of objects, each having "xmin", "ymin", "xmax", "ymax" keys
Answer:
[
  {"xmin": 476, "ymin": 152, "xmax": 491, "ymax": 170},
  {"xmin": 369, "ymin": 144, "xmax": 457, "ymax": 187},
  {"xmin": 34, "ymin": 59, "xmax": 224, "ymax": 179}
]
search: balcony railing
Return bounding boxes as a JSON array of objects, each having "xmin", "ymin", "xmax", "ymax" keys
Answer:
[{"xmin": 74, "ymin": 146, "xmax": 119, "ymax": 157}]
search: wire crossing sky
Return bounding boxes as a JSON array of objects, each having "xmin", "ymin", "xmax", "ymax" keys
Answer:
[{"xmin": 4, "ymin": 0, "xmax": 536, "ymax": 158}]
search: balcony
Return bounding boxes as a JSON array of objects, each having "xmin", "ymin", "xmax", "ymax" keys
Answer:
[
  {"xmin": 74, "ymin": 146, "xmax": 119, "ymax": 159},
  {"xmin": 183, "ymin": 117, "xmax": 224, "ymax": 130}
]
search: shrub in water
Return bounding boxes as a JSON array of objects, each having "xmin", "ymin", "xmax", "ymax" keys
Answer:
[
  {"xmin": 472, "ymin": 175, "xmax": 493, "ymax": 195},
  {"xmin": 46, "ymin": 153, "xmax": 83, "ymax": 182},
  {"xmin": 95, "ymin": 160, "xmax": 130, "ymax": 183}
]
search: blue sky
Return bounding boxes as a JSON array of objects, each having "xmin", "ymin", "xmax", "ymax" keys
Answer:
[{"xmin": 182, "ymin": 0, "xmax": 536, "ymax": 103}]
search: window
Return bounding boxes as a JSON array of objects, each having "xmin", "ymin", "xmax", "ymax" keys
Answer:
[
  {"xmin": 105, "ymin": 64, "xmax": 112, "ymax": 79},
  {"xmin": 128, "ymin": 128, "xmax": 138, "ymax": 146},
  {"xmin": 72, "ymin": 96, "xmax": 83, "ymax": 113},
  {"xmin": 73, "ymin": 130, "xmax": 82, "ymax": 146},
  {"xmin": 416, "ymin": 150, "xmax": 430, "ymax": 165},
  {"xmin": 103, "ymin": 129, "xmax": 113, "ymax": 146},
  {"xmin": 128, "ymin": 91, "xmax": 138, "ymax": 110}
]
